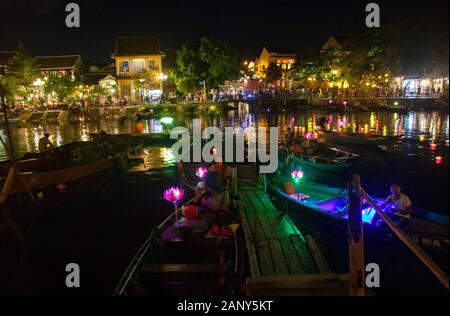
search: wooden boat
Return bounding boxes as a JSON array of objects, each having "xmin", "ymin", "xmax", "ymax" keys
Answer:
[
  {"xmin": 320, "ymin": 131, "xmax": 401, "ymax": 146},
  {"xmin": 89, "ymin": 132, "xmax": 176, "ymax": 146},
  {"xmin": 0, "ymin": 141, "xmax": 127, "ymax": 195},
  {"xmin": 113, "ymin": 163, "xmax": 244, "ymax": 296},
  {"xmin": 285, "ymin": 145, "xmax": 359, "ymax": 173},
  {"xmin": 265, "ymin": 170, "xmax": 449, "ymax": 254},
  {"xmin": 113, "ymin": 211, "xmax": 243, "ymax": 296}
]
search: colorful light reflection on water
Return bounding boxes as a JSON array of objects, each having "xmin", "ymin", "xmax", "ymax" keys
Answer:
[{"xmin": 1, "ymin": 108, "xmax": 448, "ymax": 164}]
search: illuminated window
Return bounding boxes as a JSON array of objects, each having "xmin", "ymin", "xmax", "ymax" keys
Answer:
[
  {"xmin": 147, "ymin": 59, "xmax": 156, "ymax": 69},
  {"xmin": 120, "ymin": 61, "xmax": 129, "ymax": 72},
  {"xmin": 132, "ymin": 59, "xmax": 145, "ymax": 72}
]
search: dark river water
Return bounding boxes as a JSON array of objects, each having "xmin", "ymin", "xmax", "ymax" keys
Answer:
[{"xmin": 1, "ymin": 105, "xmax": 449, "ymax": 295}]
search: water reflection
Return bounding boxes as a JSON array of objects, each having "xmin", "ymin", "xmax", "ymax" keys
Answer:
[{"xmin": 1, "ymin": 107, "xmax": 449, "ymax": 163}]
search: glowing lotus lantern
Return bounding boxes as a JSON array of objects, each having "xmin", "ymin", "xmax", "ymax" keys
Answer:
[
  {"xmin": 304, "ymin": 132, "xmax": 313, "ymax": 140},
  {"xmin": 291, "ymin": 169, "xmax": 304, "ymax": 183},
  {"xmin": 291, "ymin": 169, "xmax": 304, "ymax": 199},
  {"xmin": 164, "ymin": 186, "xmax": 184, "ymax": 227},
  {"xmin": 195, "ymin": 166, "xmax": 208, "ymax": 181},
  {"xmin": 430, "ymin": 143, "xmax": 437, "ymax": 151}
]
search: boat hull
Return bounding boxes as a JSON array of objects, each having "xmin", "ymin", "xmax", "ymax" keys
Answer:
[
  {"xmin": 265, "ymin": 177, "xmax": 449, "ymax": 257},
  {"xmin": 4, "ymin": 158, "xmax": 116, "ymax": 195}
]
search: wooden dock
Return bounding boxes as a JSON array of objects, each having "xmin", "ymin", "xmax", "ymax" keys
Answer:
[{"xmin": 237, "ymin": 165, "xmax": 349, "ymax": 296}]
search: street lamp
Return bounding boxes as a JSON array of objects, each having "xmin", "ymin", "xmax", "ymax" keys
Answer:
[{"xmin": 33, "ymin": 78, "xmax": 45, "ymax": 86}]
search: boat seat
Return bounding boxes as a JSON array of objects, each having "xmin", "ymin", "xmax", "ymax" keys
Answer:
[{"xmin": 138, "ymin": 263, "xmax": 230, "ymax": 274}]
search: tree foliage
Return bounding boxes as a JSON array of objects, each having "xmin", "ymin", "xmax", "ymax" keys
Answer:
[
  {"xmin": 172, "ymin": 37, "xmax": 239, "ymax": 94},
  {"xmin": 0, "ymin": 43, "xmax": 39, "ymax": 104},
  {"xmin": 293, "ymin": 22, "xmax": 448, "ymax": 91},
  {"xmin": 44, "ymin": 75, "xmax": 78, "ymax": 102},
  {"xmin": 265, "ymin": 62, "xmax": 283, "ymax": 83}
]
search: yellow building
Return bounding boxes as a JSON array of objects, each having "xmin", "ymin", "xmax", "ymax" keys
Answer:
[
  {"xmin": 254, "ymin": 46, "xmax": 297, "ymax": 80},
  {"xmin": 111, "ymin": 36, "xmax": 165, "ymax": 102}
]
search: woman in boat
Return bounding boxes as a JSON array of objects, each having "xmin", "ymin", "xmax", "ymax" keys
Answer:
[
  {"xmin": 290, "ymin": 139, "xmax": 304, "ymax": 154},
  {"xmin": 204, "ymin": 162, "xmax": 230, "ymax": 212},
  {"xmin": 178, "ymin": 162, "xmax": 233, "ymax": 237},
  {"xmin": 373, "ymin": 182, "xmax": 412, "ymax": 226}
]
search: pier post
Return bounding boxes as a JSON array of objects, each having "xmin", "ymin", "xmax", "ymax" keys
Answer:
[{"xmin": 347, "ymin": 174, "xmax": 365, "ymax": 296}]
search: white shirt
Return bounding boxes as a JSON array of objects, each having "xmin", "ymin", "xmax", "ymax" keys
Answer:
[{"xmin": 384, "ymin": 193, "xmax": 412, "ymax": 213}]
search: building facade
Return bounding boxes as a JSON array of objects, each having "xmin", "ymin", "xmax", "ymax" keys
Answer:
[
  {"xmin": 111, "ymin": 36, "xmax": 165, "ymax": 102},
  {"xmin": 253, "ymin": 47, "xmax": 296, "ymax": 87},
  {"xmin": 256, "ymin": 47, "xmax": 296, "ymax": 75}
]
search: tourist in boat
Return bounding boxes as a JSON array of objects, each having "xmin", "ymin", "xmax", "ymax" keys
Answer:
[
  {"xmin": 290, "ymin": 139, "xmax": 304, "ymax": 154},
  {"xmin": 374, "ymin": 182, "xmax": 412, "ymax": 226},
  {"xmin": 204, "ymin": 162, "xmax": 230, "ymax": 211},
  {"xmin": 285, "ymin": 127, "xmax": 294, "ymax": 144},
  {"xmin": 38, "ymin": 133, "xmax": 54, "ymax": 153}
]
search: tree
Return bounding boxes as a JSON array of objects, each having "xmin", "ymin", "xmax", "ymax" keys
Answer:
[
  {"xmin": 0, "ymin": 43, "xmax": 39, "ymax": 104},
  {"xmin": 172, "ymin": 37, "xmax": 239, "ymax": 94},
  {"xmin": 198, "ymin": 37, "xmax": 240, "ymax": 87},
  {"xmin": 265, "ymin": 62, "xmax": 282, "ymax": 83},
  {"xmin": 44, "ymin": 75, "xmax": 78, "ymax": 102}
]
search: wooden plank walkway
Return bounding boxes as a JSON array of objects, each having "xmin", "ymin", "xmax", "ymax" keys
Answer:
[{"xmin": 237, "ymin": 164, "xmax": 348, "ymax": 296}]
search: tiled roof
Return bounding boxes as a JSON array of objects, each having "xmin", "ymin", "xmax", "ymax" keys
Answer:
[
  {"xmin": 36, "ymin": 55, "xmax": 81, "ymax": 70},
  {"xmin": 0, "ymin": 51, "xmax": 17, "ymax": 66},
  {"xmin": 265, "ymin": 47, "xmax": 297, "ymax": 55},
  {"xmin": 112, "ymin": 36, "xmax": 164, "ymax": 57}
]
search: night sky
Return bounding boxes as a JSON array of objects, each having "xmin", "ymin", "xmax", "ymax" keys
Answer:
[{"xmin": 0, "ymin": 0, "xmax": 448, "ymax": 64}]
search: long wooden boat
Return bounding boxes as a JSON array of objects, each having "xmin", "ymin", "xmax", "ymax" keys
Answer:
[
  {"xmin": 113, "ymin": 163, "xmax": 244, "ymax": 296},
  {"xmin": 0, "ymin": 141, "xmax": 127, "ymax": 195},
  {"xmin": 285, "ymin": 145, "xmax": 359, "ymax": 173},
  {"xmin": 113, "ymin": 211, "xmax": 243, "ymax": 296},
  {"xmin": 89, "ymin": 132, "xmax": 176, "ymax": 146},
  {"xmin": 320, "ymin": 131, "xmax": 401, "ymax": 146},
  {"xmin": 265, "ymin": 171, "xmax": 449, "ymax": 255}
]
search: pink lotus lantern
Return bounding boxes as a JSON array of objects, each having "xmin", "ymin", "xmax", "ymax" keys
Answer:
[
  {"xmin": 291, "ymin": 170, "xmax": 304, "ymax": 183},
  {"xmin": 304, "ymin": 132, "xmax": 313, "ymax": 140},
  {"xmin": 164, "ymin": 187, "xmax": 184, "ymax": 226},
  {"xmin": 291, "ymin": 169, "xmax": 304, "ymax": 199},
  {"xmin": 195, "ymin": 166, "xmax": 208, "ymax": 181}
]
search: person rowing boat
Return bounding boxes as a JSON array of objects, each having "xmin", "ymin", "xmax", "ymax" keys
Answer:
[{"xmin": 374, "ymin": 182, "xmax": 412, "ymax": 226}]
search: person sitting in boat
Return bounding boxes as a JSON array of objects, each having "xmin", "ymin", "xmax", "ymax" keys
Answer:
[
  {"xmin": 290, "ymin": 139, "xmax": 304, "ymax": 154},
  {"xmin": 285, "ymin": 128, "xmax": 294, "ymax": 145},
  {"xmin": 38, "ymin": 133, "xmax": 54, "ymax": 153},
  {"xmin": 203, "ymin": 162, "xmax": 230, "ymax": 212},
  {"xmin": 374, "ymin": 182, "xmax": 412, "ymax": 225}
]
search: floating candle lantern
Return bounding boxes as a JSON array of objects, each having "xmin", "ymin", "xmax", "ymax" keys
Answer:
[
  {"xmin": 291, "ymin": 169, "xmax": 304, "ymax": 199},
  {"xmin": 291, "ymin": 169, "xmax": 304, "ymax": 183},
  {"xmin": 164, "ymin": 187, "xmax": 184, "ymax": 227},
  {"xmin": 196, "ymin": 166, "xmax": 208, "ymax": 180}
]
